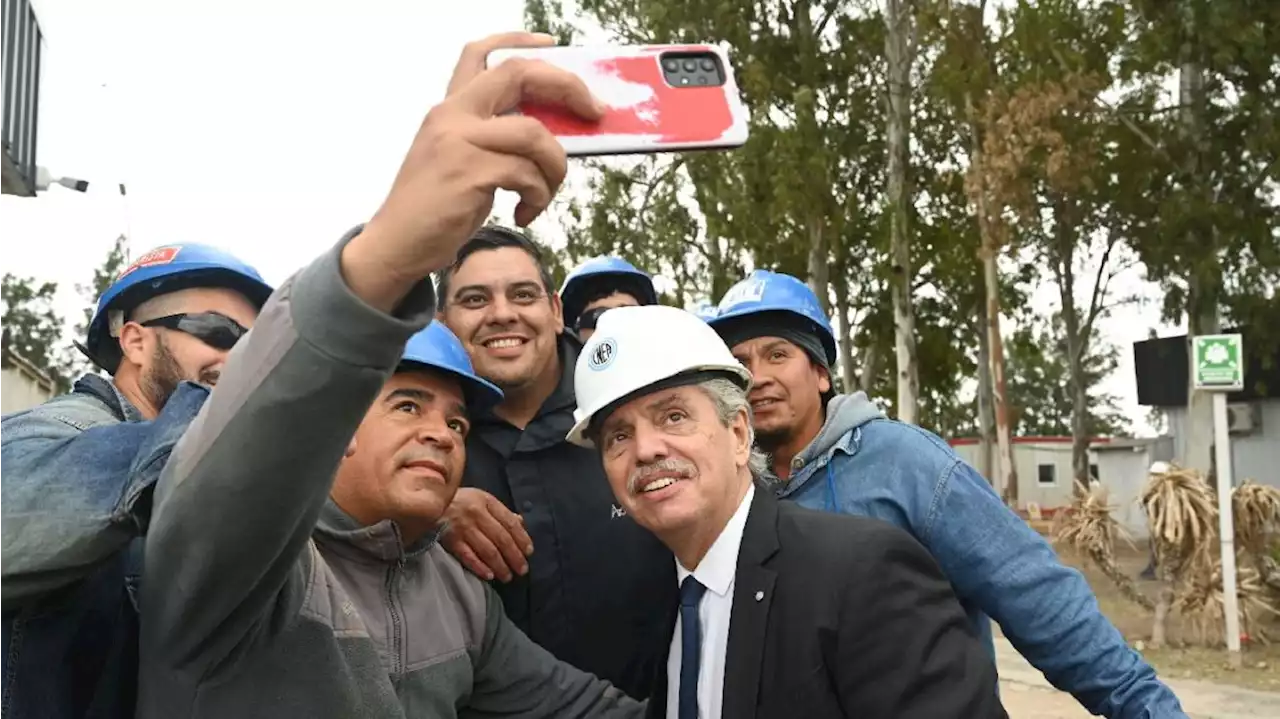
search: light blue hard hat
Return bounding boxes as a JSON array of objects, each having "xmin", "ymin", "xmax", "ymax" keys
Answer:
[
  {"xmin": 559, "ymin": 256, "xmax": 658, "ymax": 325},
  {"xmin": 83, "ymin": 243, "xmax": 274, "ymax": 374},
  {"xmin": 709, "ymin": 270, "xmax": 837, "ymax": 366},
  {"xmin": 399, "ymin": 322, "xmax": 503, "ymax": 411}
]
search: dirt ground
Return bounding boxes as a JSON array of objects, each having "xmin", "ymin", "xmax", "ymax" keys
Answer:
[
  {"xmin": 995, "ymin": 538, "xmax": 1280, "ymax": 717},
  {"xmin": 995, "ymin": 633, "xmax": 1280, "ymax": 718},
  {"xmin": 1056, "ymin": 542, "xmax": 1280, "ymax": 692}
]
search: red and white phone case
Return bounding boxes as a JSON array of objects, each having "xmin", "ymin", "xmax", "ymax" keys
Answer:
[{"xmin": 485, "ymin": 44, "xmax": 751, "ymax": 156}]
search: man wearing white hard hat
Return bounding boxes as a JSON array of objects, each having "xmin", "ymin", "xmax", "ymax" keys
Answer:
[{"xmin": 567, "ymin": 305, "xmax": 1006, "ymax": 719}]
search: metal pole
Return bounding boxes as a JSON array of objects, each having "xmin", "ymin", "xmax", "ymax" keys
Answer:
[{"xmin": 1212, "ymin": 391, "xmax": 1241, "ymax": 667}]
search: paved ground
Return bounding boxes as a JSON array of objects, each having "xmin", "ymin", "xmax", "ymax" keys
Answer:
[{"xmin": 996, "ymin": 638, "xmax": 1280, "ymax": 718}]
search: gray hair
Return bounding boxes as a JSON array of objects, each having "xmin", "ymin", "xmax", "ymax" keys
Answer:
[{"xmin": 694, "ymin": 378, "xmax": 773, "ymax": 484}]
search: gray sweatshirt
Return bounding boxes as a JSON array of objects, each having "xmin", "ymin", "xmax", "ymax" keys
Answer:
[{"xmin": 137, "ymin": 231, "xmax": 643, "ymax": 719}]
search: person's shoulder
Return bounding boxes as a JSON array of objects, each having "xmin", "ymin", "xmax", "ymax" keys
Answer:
[
  {"xmin": 423, "ymin": 544, "xmax": 492, "ymax": 637},
  {"xmin": 857, "ymin": 417, "xmax": 958, "ymax": 460},
  {"xmin": 1, "ymin": 387, "xmax": 118, "ymax": 435},
  {"xmin": 776, "ymin": 499, "xmax": 918, "ymax": 553}
]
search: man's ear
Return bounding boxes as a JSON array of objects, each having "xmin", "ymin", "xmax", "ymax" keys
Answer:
[
  {"xmin": 345, "ymin": 437, "xmax": 358, "ymax": 458},
  {"xmin": 550, "ymin": 291, "xmax": 565, "ymax": 334},
  {"xmin": 731, "ymin": 407, "xmax": 753, "ymax": 465},
  {"xmin": 117, "ymin": 322, "xmax": 151, "ymax": 366},
  {"xmin": 817, "ymin": 364, "xmax": 832, "ymax": 394}
]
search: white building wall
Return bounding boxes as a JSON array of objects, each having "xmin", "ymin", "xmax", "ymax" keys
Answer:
[
  {"xmin": 1, "ymin": 366, "xmax": 56, "ymax": 414},
  {"xmin": 949, "ymin": 440, "xmax": 1101, "ymax": 510},
  {"xmin": 1164, "ymin": 398, "xmax": 1280, "ymax": 489},
  {"xmin": 1093, "ymin": 448, "xmax": 1153, "ymax": 539}
]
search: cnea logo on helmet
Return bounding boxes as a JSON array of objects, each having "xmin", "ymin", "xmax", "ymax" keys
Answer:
[{"xmin": 588, "ymin": 337, "xmax": 618, "ymax": 371}]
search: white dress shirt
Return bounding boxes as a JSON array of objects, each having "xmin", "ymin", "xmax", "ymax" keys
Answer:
[{"xmin": 664, "ymin": 483, "xmax": 755, "ymax": 719}]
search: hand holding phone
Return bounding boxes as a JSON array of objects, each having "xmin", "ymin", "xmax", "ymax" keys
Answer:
[{"xmin": 485, "ymin": 44, "xmax": 750, "ymax": 157}]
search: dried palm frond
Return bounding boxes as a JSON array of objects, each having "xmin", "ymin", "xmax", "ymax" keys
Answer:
[
  {"xmin": 1232, "ymin": 481, "xmax": 1280, "ymax": 554},
  {"xmin": 1174, "ymin": 560, "xmax": 1280, "ymax": 646},
  {"xmin": 1259, "ymin": 554, "xmax": 1280, "ymax": 593},
  {"xmin": 1054, "ymin": 482, "xmax": 1154, "ymax": 611},
  {"xmin": 1142, "ymin": 464, "xmax": 1218, "ymax": 572}
]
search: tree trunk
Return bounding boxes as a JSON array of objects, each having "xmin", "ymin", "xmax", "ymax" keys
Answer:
[
  {"xmin": 975, "ymin": 297, "xmax": 996, "ymax": 483},
  {"xmin": 885, "ymin": 0, "xmax": 919, "ymax": 425},
  {"xmin": 1088, "ymin": 550, "xmax": 1156, "ymax": 611},
  {"xmin": 983, "ymin": 246, "xmax": 1018, "ymax": 504},
  {"xmin": 1051, "ymin": 196, "xmax": 1091, "ymax": 492},
  {"xmin": 806, "ymin": 214, "xmax": 830, "ymax": 315},
  {"xmin": 833, "ymin": 262, "xmax": 855, "ymax": 392},
  {"xmin": 969, "ymin": 91, "xmax": 1016, "ymax": 502},
  {"xmin": 859, "ymin": 345, "xmax": 879, "ymax": 395},
  {"xmin": 1178, "ymin": 1, "xmax": 1217, "ymax": 474},
  {"xmin": 1151, "ymin": 545, "xmax": 1181, "ymax": 648}
]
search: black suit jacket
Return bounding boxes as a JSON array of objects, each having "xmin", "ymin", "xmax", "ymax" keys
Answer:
[{"xmin": 647, "ymin": 487, "xmax": 1007, "ymax": 719}]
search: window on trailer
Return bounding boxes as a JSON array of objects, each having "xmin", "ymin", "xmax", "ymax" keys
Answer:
[{"xmin": 1037, "ymin": 463, "xmax": 1056, "ymax": 485}]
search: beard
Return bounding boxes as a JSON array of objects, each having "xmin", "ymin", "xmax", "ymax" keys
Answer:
[
  {"xmin": 139, "ymin": 337, "xmax": 187, "ymax": 411},
  {"xmin": 753, "ymin": 425, "xmax": 793, "ymax": 453}
]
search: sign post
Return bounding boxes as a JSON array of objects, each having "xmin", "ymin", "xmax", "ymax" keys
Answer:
[{"xmin": 1192, "ymin": 333, "xmax": 1244, "ymax": 667}]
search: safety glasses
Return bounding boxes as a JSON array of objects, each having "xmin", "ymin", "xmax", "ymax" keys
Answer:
[
  {"xmin": 140, "ymin": 312, "xmax": 249, "ymax": 351},
  {"xmin": 576, "ymin": 306, "xmax": 613, "ymax": 333}
]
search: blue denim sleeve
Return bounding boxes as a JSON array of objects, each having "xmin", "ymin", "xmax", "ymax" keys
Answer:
[
  {"xmin": 0, "ymin": 383, "xmax": 208, "ymax": 605},
  {"xmin": 921, "ymin": 459, "xmax": 1186, "ymax": 719}
]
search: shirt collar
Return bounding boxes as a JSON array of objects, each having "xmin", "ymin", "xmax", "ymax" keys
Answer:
[{"xmin": 676, "ymin": 483, "xmax": 755, "ymax": 598}]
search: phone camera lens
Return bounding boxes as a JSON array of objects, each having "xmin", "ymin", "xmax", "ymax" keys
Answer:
[
  {"xmin": 700, "ymin": 59, "xmax": 715, "ymax": 72},
  {"xmin": 695, "ymin": 75, "xmax": 708, "ymax": 85},
  {"xmin": 682, "ymin": 59, "xmax": 697, "ymax": 72},
  {"xmin": 663, "ymin": 59, "xmax": 679, "ymax": 72}
]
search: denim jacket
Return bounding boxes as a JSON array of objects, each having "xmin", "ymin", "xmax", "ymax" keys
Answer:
[
  {"xmin": 775, "ymin": 393, "xmax": 1187, "ymax": 719},
  {"xmin": 1, "ymin": 374, "xmax": 207, "ymax": 719}
]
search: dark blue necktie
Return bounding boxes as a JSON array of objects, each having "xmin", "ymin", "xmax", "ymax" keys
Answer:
[{"xmin": 678, "ymin": 576, "xmax": 707, "ymax": 719}]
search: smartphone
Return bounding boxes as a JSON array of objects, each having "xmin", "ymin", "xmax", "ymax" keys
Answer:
[{"xmin": 485, "ymin": 44, "xmax": 750, "ymax": 157}]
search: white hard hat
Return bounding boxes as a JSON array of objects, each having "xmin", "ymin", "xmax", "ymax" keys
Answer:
[
  {"xmin": 567, "ymin": 305, "xmax": 752, "ymax": 448},
  {"xmin": 1148, "ymin": 460, "xmax": 1171, "ymax": 474}
]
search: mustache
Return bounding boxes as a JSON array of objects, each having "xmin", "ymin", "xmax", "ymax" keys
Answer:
[{"xmin": 627, "ymin": 458, "xmax": 697, "ymax": 494}]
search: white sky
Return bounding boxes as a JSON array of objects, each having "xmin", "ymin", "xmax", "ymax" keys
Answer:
[{"xmin": 0, "ymin": 0, "xmax": 1180, "ymax": 434}]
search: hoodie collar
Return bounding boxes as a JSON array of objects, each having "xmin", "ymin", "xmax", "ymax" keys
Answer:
[
  {"xmin": 313, "ymin": 500, "xmax": 441, "ymax": 563},
  {"xmin": 797, "ymin": 392, "xmax": 884, "ymax": 463},
  {"xmin": 73, "ymin": 374, "xmax": 146, "ymax": 423}
]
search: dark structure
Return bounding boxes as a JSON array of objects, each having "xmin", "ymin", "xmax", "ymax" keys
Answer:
[
  {"xmin": 1133, "ymin": 329, "xmax": 1280, "ymax": 407},
  {"xmin": 3, "ymin": 0, "xmax": 43, "ymax": 197}
]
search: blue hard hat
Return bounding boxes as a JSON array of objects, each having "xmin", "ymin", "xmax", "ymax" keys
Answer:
[
  {"xmin": 83, "ymin": 243, "xmax": 276, "ymax": 374},
  {"xmin": 559, "ymin": 256, "xmax": 658, "ymax": 325},
  {"xmin": 399, "ymin": 322, "xmax": 503, "ymax": 411},
  {"xmin": 709, "ymin": 270, "xmax": 837, "ymax": 366},
  {"xmin": 692, "ymin": 302, "xmax": 719, "ymax": 322}
]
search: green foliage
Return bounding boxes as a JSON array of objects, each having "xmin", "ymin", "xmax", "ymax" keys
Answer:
[
  {"xmin": 1005, "ymin": 314, "xmax": 1129, "ymax": 437},
  {"xmin": 527, "ymin": 0, "xmax": 1280, "ymax": 441},
  {"xmin": 65, "ymin": 235, "xmax": 130, "ymax": 378},
  {"xmin": 1, "ymin": 274, "xmax": 71, "ymax": 394}
]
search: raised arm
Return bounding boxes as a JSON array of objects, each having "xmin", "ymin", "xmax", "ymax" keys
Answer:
[
  {"xmin": 463, "ymin": 584, "xmax": 644, "ymax": 719},
  {"xmin": 922, "ymin": 461, "xmax": 1186, "ymax": 718},
  {"xmin": 836, "ymin": 521, "xmax": 1007, "ymax": 718},
  {"xmin": 141, "ymin": 232, "xmax": 435, "ymax": 673},
  {"xmin": 1, "ymin": 382, "xmax": 206, "ymax": 605}
]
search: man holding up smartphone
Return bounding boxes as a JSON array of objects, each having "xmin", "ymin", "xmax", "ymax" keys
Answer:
[{"xmin": 136, "ymin": 32, "xmax": 642, "ymax": 719}]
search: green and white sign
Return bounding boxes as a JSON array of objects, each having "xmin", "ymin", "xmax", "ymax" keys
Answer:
[{"xmin": 1192, "ymin": 333, "xmax": 1244, "ymax": 391}]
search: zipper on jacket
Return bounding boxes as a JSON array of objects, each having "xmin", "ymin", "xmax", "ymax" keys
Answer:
[{"xmin": 386, "ymin": 560, "xmax": 405, "ymax": 676}]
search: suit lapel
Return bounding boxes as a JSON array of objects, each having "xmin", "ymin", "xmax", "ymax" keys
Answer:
[
  {"xmin": 647, "ymin": 601, "xmax": 679, "ymax": 719},
  {"xmin": 721, "ymin": 489, "xmax": 780, "ymax": 719}
]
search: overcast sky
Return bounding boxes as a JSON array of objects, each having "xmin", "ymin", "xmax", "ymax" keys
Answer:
[{"xmin": 1, "ymin": 0, "xmax": 1180, "ymax": 434}]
